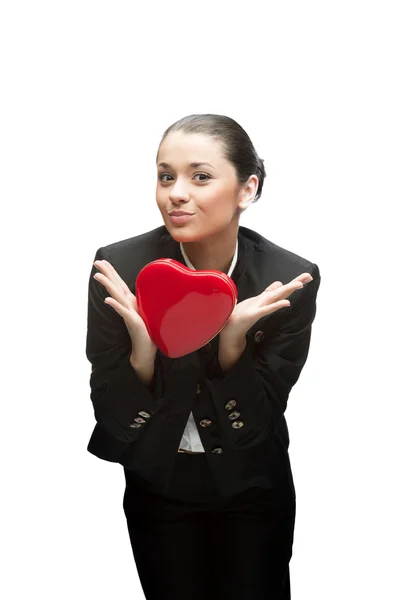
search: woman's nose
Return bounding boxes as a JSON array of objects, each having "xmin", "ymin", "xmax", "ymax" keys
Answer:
[
  {"xmin": 169, "ymin": 177, "xmax": 189, "ymax": 199},
  {"xmin": 169, "ymin": 181, "xmax": 190, "ymax": 200}
]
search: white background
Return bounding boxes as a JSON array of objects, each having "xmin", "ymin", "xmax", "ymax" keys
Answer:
[{"xmin": 1, "ymin": 1, "xmax": 397, "ymax": 598}]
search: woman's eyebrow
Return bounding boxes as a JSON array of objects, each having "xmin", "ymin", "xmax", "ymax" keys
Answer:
[{"xmin": 158, "ymin": 161, "xmax": 215, "ymax": 169}]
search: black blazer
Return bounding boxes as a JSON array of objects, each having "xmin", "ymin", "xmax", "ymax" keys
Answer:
[{"xmin": 86, "ymin": 224, "xmax": 321, "ymax": 501}]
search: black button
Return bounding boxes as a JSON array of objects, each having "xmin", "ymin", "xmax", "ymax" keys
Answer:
[
  {"xmin": 138, "ymin": 411, "xmax": 151, "ymax": 419},
  {"xmin": 254, "ymin": 331, "xmax": 264, "ymax": 343},
  {"xmin": 228, "ymin": 411, "xmax": 240, "ymax": 420},
  {"xmin": 225, "ymin": 400, "xmax": 237, "ymax": 410}
]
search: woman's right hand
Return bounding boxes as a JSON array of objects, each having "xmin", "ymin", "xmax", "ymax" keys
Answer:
[{"xmin": 93, "ymin": 259, "xmax": 157, "ymax": 359}]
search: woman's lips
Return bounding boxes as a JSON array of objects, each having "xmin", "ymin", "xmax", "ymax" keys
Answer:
[{"xmin": 169, "ymin": 214, "xmax": 195, "ymax": 225}]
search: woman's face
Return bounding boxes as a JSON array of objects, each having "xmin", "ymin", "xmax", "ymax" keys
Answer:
[{"xmin": 156, "ymin": 131, "xmax": 257, "ymax": 242}]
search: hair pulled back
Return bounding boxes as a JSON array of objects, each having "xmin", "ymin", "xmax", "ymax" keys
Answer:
[{"xmin": 157, "ymin": 114, "xmax": 266, "ymax": 204}]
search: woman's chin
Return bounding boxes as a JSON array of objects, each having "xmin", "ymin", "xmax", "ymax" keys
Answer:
[{"xmin": 164, "ymin": 223, "xmax": 198, "ymax": 242}]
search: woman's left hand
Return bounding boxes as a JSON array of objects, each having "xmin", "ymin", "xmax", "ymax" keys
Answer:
[{"xmin": 220, "ymin": 272, "xmax": 314, "ymax": 345}]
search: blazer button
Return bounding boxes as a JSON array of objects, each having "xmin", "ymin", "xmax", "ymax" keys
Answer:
[
  {"xmin": 225, "ymin": 400, "xmax": 237, "ymax": 410},
  {"xmin": 138, "ymin": 411, "xmax": 151, "ymax": 419},
  {"xmin": 232, "ymin": 421, "xmax": 244, "ymax": 429},
  {"xmin": 254, "ymin": 330, "xmax": 264, "ymax": 343},
  {"xmin": 133, "ymin": 416, "xmax": 146, "ymax": 424},
  {"xmin": 211, "ymin": 447, "xmax": 223, "ymax": 454},
  {"xmin": 228, "ymin": 411, "xmax": 241, "ymax": 420},
  {"xmin": 129, "ymin": 422, "xmax": 142, "ymax": 428},
  {"xmin": 196, "ymin": 384, "xmax": 201, "ymax": 394},
  {"xmin": 199, "ymin": 419, "xmax": 212, "ymax": 427}
]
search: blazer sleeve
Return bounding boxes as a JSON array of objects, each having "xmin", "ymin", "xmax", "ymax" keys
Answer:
[
  {"xmin": 86, "ymin": 246, "xmax": 169, "ymax": 444},
  {"xmin": 203, "ymin": 263, "xmax": 321, "ymax": 449}
]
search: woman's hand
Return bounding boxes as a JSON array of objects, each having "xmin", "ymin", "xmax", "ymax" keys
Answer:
[
  {"xmin": 220, "ymin": 272, "xmax": 314, "ymax": 345},
  {"xmin": 93, "ymin": 260, "xmax": 157, "ymax": 358}
]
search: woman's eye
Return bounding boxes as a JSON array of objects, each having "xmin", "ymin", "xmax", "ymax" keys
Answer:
[
  {"xmin": 158, "ymin": 173, "xmax": 210, "ymax": 182},
  {"xmin": 158, "ymin": 173, "xmax": 172, "ymax": 182}
]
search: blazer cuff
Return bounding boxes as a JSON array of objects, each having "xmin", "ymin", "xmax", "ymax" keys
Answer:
[
  {"xmin": 204, "ymin": 340, "xmax": 271, "ymax": 448},
  {"xmin": 94, "ymin": 351, "xmax": 167, "ymax": 443}
]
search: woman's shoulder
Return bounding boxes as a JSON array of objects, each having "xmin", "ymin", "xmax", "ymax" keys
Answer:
[
  {"xmin": 239, "ymin": 225, "xmax": 319, "ymax": 275},
  {"xmin": 93, "ymin": 224, "xmax": 168, "ymax": 288},
  {"xmin": 101, "ymin": 224, "xmax": 166, "ymax": 255}
]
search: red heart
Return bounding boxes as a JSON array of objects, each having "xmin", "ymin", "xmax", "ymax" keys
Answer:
[{"xmin": 136, "ymin": 258, "xmax": 238, "ymax": 358}]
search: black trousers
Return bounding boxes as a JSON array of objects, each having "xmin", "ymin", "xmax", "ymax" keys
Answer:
[{"xmin": 123, "ymin": 452, "xmax": 296, "ymax": 600}]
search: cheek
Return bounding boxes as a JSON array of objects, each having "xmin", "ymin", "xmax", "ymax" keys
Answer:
[
  {"xmin": 155, "ymin": 191, "xmax": 165, "ymax": 207},
  {"xmin": 201, "ymin": 188, "xmax": 228, "ymax": 210},
  {"xmin": 203, "ymin": 195, "xmax": 234, "ymax": 217}
]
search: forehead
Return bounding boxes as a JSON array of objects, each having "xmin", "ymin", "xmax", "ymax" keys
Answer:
[{"xmin": 157, "ymin": 131, "xmax": 225, "ymax": 166}]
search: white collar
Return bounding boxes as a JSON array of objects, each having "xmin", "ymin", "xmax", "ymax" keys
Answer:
[{"xmin": 180, "ymin": 237, "xmax": 238, "ymax": 277}]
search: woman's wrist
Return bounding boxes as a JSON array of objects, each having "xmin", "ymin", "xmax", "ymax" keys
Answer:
[
  {"xmin": 130, "ymin": 347, "xmax": 157, "ymax": 388},
  {"xmin": 217, "ymin": 335, "xmax": 247, "ymax": 373}
]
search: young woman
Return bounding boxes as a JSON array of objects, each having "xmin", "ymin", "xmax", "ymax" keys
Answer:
[{"xmin": 86, "ymin": 113, "xmax": 321, "ymax": 600}]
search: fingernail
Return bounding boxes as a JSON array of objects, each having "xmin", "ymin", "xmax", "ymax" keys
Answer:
[{"xmin": 304, "ymin": 276, "xmax": 313, "ymax": 284}]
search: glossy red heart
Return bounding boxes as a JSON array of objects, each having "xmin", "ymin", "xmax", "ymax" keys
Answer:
[{"xmin": 136, "ymin": 258, "xmax": 238, "ymax": 358}]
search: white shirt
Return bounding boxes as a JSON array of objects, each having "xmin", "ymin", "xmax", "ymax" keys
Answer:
[{"xmin": 178, "ymin": 238, "xmax": 239, "ymax": 452}]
